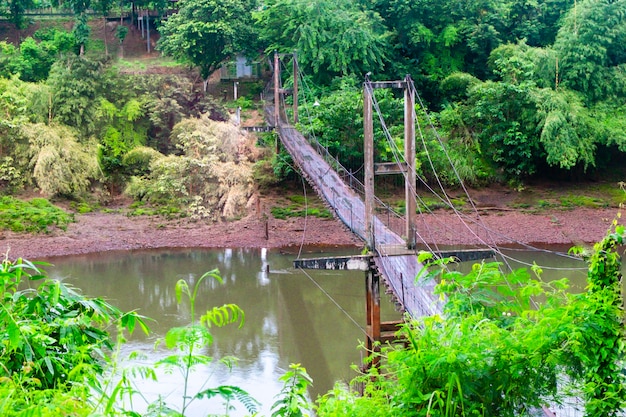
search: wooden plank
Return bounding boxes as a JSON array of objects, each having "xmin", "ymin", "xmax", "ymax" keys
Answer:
[
  {"xmin": 374, "ymin": 162, "xmax": 408, "ymax": 175},
  {"xmin": 380, "ymin": 320, "xmax": 404, "ymax": 332},
  {"xmin": 369, "ymin": 81, "xmax": 406, "ymax": 89},
  {"xmin": 294, "ymin": 255, "xmax": 371, "ymax": 271},
  {"xmin": 241, "ymin": 126, "xmax": 274, "ymax": 132},
  {"xmin": 378, "ymin": 244, "xmax": 495, "ymax": 262}
]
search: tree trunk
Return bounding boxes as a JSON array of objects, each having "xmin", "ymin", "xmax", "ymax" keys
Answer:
[{"xmin": 103, "ymin": 17, "xmax": 108, "ymax": 56}]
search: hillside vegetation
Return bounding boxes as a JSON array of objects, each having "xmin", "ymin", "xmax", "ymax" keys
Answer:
[{"xmin": 0, "ymin": 0, "xmax": 624, "ymax": 221}]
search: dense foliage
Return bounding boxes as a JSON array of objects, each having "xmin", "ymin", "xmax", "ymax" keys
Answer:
[
  {"xmin": 0, "ymin": 4, "xmax": 624, "ymax": 415},
  {"xmin": 157, "ymin": 0, "xmax": 259, "ymax": 89},
  {"xmin": 0, "ymin": 0, "xmax": 625, "ymax": 194},
  {"xmin": 316, "ymin": 224, "xmax": 626, "ymax": 417},
  {"xmin": 0, "ymin": 196, "xmax": 73, "ymax": 233},
  {"xmin": 0, "ymin": 257, "xmax": 149, "ymax": 416}
]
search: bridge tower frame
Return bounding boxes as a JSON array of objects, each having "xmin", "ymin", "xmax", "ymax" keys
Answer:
[{"xmin": 363, "ymin": 76, "xmax": 417, "ymax": 250}]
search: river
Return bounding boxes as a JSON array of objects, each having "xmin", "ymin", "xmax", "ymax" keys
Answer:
[
  {"xmin": 44, "ymin": 244, "xmax": 607, "ymax": 416},
  {"xmin": 46, "ymin": 247, "xmax": 400, "ymax": 416}
]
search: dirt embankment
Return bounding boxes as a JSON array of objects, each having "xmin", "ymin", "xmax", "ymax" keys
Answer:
[{"xmin": 0, "ymin": 194, "xmax": 621, "ymax": 261}]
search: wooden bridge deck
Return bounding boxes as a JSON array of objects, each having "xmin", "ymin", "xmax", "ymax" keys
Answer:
[{"xmin": 276, "ymin": 124, "xmax": 440, "ymax": 317}]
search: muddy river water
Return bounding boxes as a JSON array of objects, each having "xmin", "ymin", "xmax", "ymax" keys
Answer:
[{"xmin": 45, "ymin": 245, "xmax": 604, "ymax": 416}]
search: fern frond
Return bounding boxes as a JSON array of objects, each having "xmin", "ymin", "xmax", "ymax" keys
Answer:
[{"xmin": 201, "ymin": 303, "xmax": 245, "ymax": 328}]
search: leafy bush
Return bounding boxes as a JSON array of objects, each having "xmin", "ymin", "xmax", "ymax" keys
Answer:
[
  {"xmin": 0, "ymin": 258, "xmax": 148, "ymax": 416},
  {"xmin": 271, "ymin": 364, "xmax": 313, "ymax": 417},
  {"xmin": 22, "ymin": 123, "xmax": 100, "ymax": 197},
  {"xmin": 0, "ymin": 196, "xmax": 74, "ymax": 233},
  {"xmin": 121, "ymin": 146, "xmax": 164, "ymax": 176},
  {"xmin": 252, "ymin": 159, "xmax": 281, "ymax": 188},
  {"xmin": 126, "ymin": 117, "xmax": 256, "ymax": 221},
  {"xmin": 317, "ymin": 225, "xmax": 626, "ymax": 417},
  {"xmin": 0, "ymin": 156, "xmax": 25, "ymax": 194}
]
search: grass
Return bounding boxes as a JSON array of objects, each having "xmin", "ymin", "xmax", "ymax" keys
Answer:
[
  {"xmin": 69, "ymin": 201, "xmax": 98, "ymax": 214},
  {"xmin": 112, "ymin": 57, "xmax": 182, "ymax": 72},
  {"xmin": 271, "ymin": 206, "xmax": 332, "ymax": 220},
  {"xmin": 515, "ymin": 183, "xmax": 624, "ymax": 211},
  {"xmin": 0, "ymin": 196, "xmax": 74, "ymax": 233},
  {"xmin": 127, "ymin": 201, "xmax": 184, "ymax": 218},
  {"xmin": 270, "ymin": 194, "xmax": 332, "ymax": 220},
  {"xmin": 559, "ymin": 194, "xmax": 608, "ymax": 209},
  {"xmin": 388, "ymin": 195, "xmax": 464, "ymax": 214}
]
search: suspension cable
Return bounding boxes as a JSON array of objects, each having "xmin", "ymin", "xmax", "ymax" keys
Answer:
[{"xmin": 298, "ymin": 267, "xmax": 366, "ymax": 334}]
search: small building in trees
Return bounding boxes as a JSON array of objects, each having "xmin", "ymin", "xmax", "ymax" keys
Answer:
[{"xmin": 220, "ymin": 55, "xmax": 262, "ymax": 81}]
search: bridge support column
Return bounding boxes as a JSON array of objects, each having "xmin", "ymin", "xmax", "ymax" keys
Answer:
[
  {"xmin": 273, "ymin": 52, "xmax": 281, "ymax": 155},
  {"xmin": 293, "ymin": 51, "xmax": 298, "ymax": 124},
  {"xmin": 363, "ymin": 78, "xmax": 375, "ymax": 250},
  {"xmin": 365, "ymin": 268, "xmax": 381, "ymax": 370},
  {"xmin": 404, "ymin": 76, "xmax": 416, "ymax": 249}
]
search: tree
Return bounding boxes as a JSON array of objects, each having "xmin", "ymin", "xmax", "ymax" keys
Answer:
[
  {"xmin": 157, "ymin": 0, "xmax": 258, "ymax": 91},
  {"xmin": 10, "ymin": 37, "xmax": 57, "ymax": 82},
  {"xmin": 22, "ymin": 123, "xmax": 100, "ymax": 197},
  {"xmin": 126, "ymin": 116, "xmax": 256, "ymax": 220},
  {"xmin": 553, "ymin": 0, "xmax": 626, "ymax": 103},
  {"xmin": 47, "ymin": 56, "xmax": 107, "ymax": 135},
  {"xmin": 3, "ymin": 0, "xmax": 36, "ymax": 32},
  {"xmin": 96, "ymin": 97, "xmax": 148, "ymax": 190},
  {"xmin": 256, "ymin": 0, "xmax": 390, "ymax": 84},
  {"xmin": 67, "ymin": 0, "xmax": 91, "ymax": 55},
  {"xmin": 439, "ymin": 40, "xmax": 604, "ymax": 179},
  {"xmin": 298, "ymin": 76, "xmax": 403, "ymax": 171}
]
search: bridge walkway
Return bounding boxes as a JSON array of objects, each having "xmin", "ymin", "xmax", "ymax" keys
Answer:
[{"xmin": 275, "ymin": 122, "xmax": 440, "ymax": 317}]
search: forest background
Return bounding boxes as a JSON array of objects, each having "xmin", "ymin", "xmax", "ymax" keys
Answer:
[{"xmin": 0, "ymin": 0, "xmax": 625, "ymax": 229}]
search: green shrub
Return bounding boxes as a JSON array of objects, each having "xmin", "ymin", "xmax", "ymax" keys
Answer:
[
  {"xmin": 288, "ymin": 195, "xmax": 306, "ymax": 204},
  {"xmin": 121, "ymin": 146, "xmax": 164, "ymax": 176},
  {"xmin": 0, "ymin": 258, "xmax": 148, "ymax": 416},
  {"xmin": 271, "ymin": 206, "xmax": 332, "ymax": 220},
  {"xmin": 0, "ymin": 157, "xmax": 26, "ymax": 194},
  {"xmin": 0, "ymin": 196, "xmax": 74, "ymax": 233},
  {"xmin": 317, "ymin": 226, "xmax": 626, "ymax": 417}
]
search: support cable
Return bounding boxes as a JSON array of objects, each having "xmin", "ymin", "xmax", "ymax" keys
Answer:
[{"xmin": 298, "ymin": 266, "xmax": 366, "ymax": 334}]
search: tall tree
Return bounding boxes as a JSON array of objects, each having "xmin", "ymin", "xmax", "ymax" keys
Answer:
[
  {"xmin": 256, "ymin": 0, "xmax": 390, "ymax": 83},
  {"xmin": 67, "ymin": 0, "xmax": 91, "ymax": 55},
  {"xmin": 157, "ymin": 0, "xmax": 258, "ymax": 91},
  {"xmin": 554, "ymin": 0, "xmax": 626, "ymax": 103},
  {"xmin": 92, "ymin": 0, "xmax": 114, "ymax": 55},
  {"xmin": 4, "ymin": 0, "xmax": 36, "ymax": 29},
  {"xmin": 47, "ymin": 56, "xmax": 107, "ymax": 135}
]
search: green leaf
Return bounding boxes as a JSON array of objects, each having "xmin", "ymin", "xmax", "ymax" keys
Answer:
[{"xmin": 7, "ymin": 320, "xmax": 20, "ymax": 349}]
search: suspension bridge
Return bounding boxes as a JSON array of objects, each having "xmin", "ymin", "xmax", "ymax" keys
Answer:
[
  {"xmin": 259, "ymin": 53, "xmax": 505, "ymax": 369},
  {"xmin": 252, "ymin": 52, "xmax": 601, "ymax": 417}
]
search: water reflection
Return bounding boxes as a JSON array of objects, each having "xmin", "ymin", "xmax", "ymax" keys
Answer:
[{"xmin": 46, "ymin": 247, "xmax": 400, "ymax": 416}]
